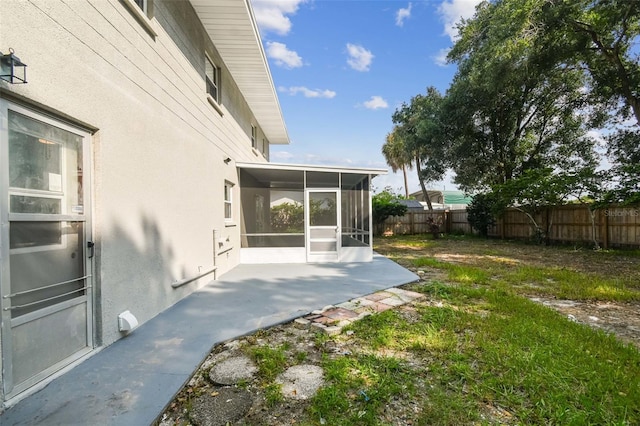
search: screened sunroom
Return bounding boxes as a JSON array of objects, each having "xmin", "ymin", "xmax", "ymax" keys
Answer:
[{"xmin": 238, "ymin": 163, "xmax": 386, "ymax": 263}]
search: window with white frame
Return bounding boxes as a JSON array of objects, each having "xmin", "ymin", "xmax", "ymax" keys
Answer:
[
  {"xmin": 251, "ymin": 125, "xmax": 257, "ymax": 149},
  {"xmin": 206, "ymin": 56, "xmax": 220, "ymax": 103},
  {"xmin": 122, "ymin": 0, "xmax": 156, "ymax": 36},
  {"xmin": 224, "ymin": 181, "xmax": 233, "ymax": 221},
  {"xmin": 133, "ymin": 0, "xmax": 147, "ymax": 13}
]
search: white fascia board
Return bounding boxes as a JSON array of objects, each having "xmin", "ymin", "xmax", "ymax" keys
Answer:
[
  {"xmin": 190, "ymin": 0, "xmax": 290, "ymax": 145},
  {"xmin": 236, "ymin": 162, "xmax": 388, "ymax": 176}
]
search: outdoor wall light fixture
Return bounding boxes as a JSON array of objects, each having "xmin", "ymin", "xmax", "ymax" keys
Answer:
[
  {"xmin": 223, "ymin": 157, "xmax": 232, "ymax": 164},
  {"xmin": 0, "ymin": 49, "xmax": 27, "ymax": 84}
]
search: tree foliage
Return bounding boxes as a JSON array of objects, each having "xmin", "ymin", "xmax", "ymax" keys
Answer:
[
  {"xmin": 389, "ymin": 87, "xmax": 447, "ymax": 209},
  {"xmin": 388, "ymin": 0, "xmax": 640, "ymax": 216},
  {"xmin": 270, "ymin": 202, "xmax": 304, "ymax": 232},
  {"xmin": 545, "ymin": 0, "xmax": 640, "ymax": 125},
  {"xmin": 443, "ymin": 0, "xmax": 597, "ymax": 193},
  {"xmin": 491, "ymin": 168, "xmax": 580, "ymax": 242},
  {"xmin": 382, "ymin": 129, "xmax": 413, "ymax": 198},
  {"xmin": 372, "ymin": 188, "xmax": 407, "ymax": 226},
  {"xmin": 467, "ymin": 193, "xmax": 497, "ymax": 237}
]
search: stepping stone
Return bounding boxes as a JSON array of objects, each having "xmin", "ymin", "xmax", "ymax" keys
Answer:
[
  {"xmin": 385, "ymin": 287, "xmax": 425, "ymax": 301},
  {"xmin": 189, "ymin": 387, "xmax": 253, "ymax": 426},
  {"xmin": 209, "ymin": 355, "xmax": 257, "ymax": 385},
  {"xmin": 379, "ymin": 297, "xmax": 405, "ymax": 307},
  {"xmin": 276, "ymin": 365, "xmax": 324, "ymax": 400},
  {"xmin": 311, "ymin": 315, "xmax": 336, "ymax": 325},
  {"xmin": 369, "ymin": 301, "xmax": 393, "ymax": 313},
  {"xmin": 351, "ymin": 297, "xmax": 374, "ymax": 307},
  {"xmin": 323, "ymin": 307, "xmax": 359, "ymax": 320},
  {"xmin": 335, "ymin": 300, "xmax": 362, "ymax": 311},
  {"xmin": 363, "ymin": 291, "xmax": 393, "ymax": 302}
]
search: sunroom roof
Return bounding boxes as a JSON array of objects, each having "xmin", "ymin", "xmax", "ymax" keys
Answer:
[
  {"xmin": 236, "ymin": 162, "xmax": 388, "ymax": 176},
  {"xmin": 190, "ymin": 0, "xmax": 289, "ymax": 145}
]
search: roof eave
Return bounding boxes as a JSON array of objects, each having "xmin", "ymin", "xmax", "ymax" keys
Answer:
[
  {"xmin": 237, "ymin": 161, "xmax": 388, "ymax": 177},
  {"xmin": 190, "ymin": 0, "xmax": 290, "ymax": 145}
]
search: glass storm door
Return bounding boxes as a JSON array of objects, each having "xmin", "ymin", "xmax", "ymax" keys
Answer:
[
  {"xmin": 0, "ymin": 103, "xmax": 93, "ymax": 399},
  {"xmin": 306, "ymin": 189, "xmax": 340, "ymax": 262}
]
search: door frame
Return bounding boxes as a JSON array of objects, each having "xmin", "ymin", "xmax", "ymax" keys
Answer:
[
  {"xmin": 305, "ymin": 188, "xmax": 340, "ymax": 263},
  {"xmin": 0, "ymin": 99, "xmax": 95, "ymax": 400}
]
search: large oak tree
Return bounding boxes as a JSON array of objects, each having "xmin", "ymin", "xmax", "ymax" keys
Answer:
[{"xmin": 442, "ymin": 0, "xmax": 598, "ymax": 193}]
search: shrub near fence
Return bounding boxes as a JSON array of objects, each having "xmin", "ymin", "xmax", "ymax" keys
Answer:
[{"xmin": 379, "ymin": 204, "xmax": 640, "ymax": 249}]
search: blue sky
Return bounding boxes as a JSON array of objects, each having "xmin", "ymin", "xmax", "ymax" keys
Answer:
[{"xmin": 250, "ymin": 0, "xmax": 483, "ymax": 194}]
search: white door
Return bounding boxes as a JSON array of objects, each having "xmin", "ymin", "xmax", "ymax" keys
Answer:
[
  {"xmin": 0, "ymin": 102, "xmax": 93, "ymax": 399},
  {"xmin": 306, "ymin": 189, "xmax": 340, "ymax": 262}
]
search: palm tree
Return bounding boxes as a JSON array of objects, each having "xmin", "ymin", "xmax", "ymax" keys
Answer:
[{"xmin": 382, "ymin": 128, "xmax": 413, "ymax": 198}]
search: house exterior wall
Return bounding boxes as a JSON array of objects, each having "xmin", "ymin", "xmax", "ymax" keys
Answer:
[{"xmin": 0, "ymin": 0, "xmax": 272, "ymax": 401}]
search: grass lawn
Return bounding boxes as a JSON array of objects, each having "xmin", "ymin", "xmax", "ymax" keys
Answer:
[
  {"xmin": 307, "ymin": 235, "xmax": 640, "ymax": 425},
  {"xmin": 161, "ymin": 235, "xmax": 640, "ymax": 425}
]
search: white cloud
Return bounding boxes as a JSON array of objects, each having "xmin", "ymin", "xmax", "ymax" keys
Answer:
[
  {"xmin": 438, "ymin": 0, "xmax": 483, "ymax": 42},
  {"xmin": 363, "ymin": 96, "xmax": 389, "ymax": 110},
  {"xmin": 270, "ymin": 151, "xmax": 295, "ymax": 161},
  {"xmin": 279, "ymin": 86, "xmax": 337, "ymax": 98},
  {"xmin": 303, "ymin": 154, "xmax": 353, "ymax": 165},
  {"xmin": 266, "ymin": 42, "xmax": 303, "ymax": 68},
  {"xmin": 346, "ymin": 43, "xmax": 374, "ymax": 72},
  {"xmin": 396, "ymin": 3, "xmax": 412, "ymax": 27},
  {"xmin": 433, "ymin": 47, "xmax": 450, "ymax": 66},
  {"xmin": 252, "ymin": 0, "xmax": 306, "ymax": 36}
]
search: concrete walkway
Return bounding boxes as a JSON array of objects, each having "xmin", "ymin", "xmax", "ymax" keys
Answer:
[{"xmin": 0, "ymin": 254, "xmax": 418, "ymax": 425}]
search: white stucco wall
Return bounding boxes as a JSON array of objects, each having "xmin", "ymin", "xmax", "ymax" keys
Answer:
[{"xmin": 0, "ymin": 0, "xmax": 272, "ymax": 364}]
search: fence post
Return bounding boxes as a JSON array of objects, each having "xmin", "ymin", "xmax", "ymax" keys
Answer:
[
  {"xmin": 409, "ymin": 212, "xmax": 415, "ymax": 234},
  {"xmin": 603, "ymin": 209, "xmax": 609, "ymax": 249},
  {"xmin": 445, "ymin": 210, "xmax": 452, "ymax": 234},
  {"xmin": 545, "ymin": 207, "xmax": 551, "ymax": 245}
]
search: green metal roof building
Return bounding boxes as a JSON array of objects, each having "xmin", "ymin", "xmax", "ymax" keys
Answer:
[{"xmin": 443, "ymin": 191, "xmax": 473, "ymax": 206}]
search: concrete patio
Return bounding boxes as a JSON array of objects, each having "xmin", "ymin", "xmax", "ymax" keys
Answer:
[{"xmin": 0, "ymin": 254, "xmax": 418, "ymax": 425}]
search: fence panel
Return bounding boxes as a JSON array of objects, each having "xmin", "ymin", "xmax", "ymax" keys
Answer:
[
  {"xmin": 379, "ymin": 211, "xmax": 447, "ymax": 236},
  {"xmin": 380, "ymin": 204, "xmax": 640, "ymax": 248},
  {"xmin": 449, "ymin": 209, "xmax": 473, "ymax": 234}
]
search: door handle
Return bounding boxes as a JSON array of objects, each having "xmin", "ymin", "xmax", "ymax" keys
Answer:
[{"xmin": 87, "ymin": 241, "xmax": 95, "ymax": 258}]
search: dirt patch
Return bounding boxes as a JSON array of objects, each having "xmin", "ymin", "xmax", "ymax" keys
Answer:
[{"xmin": 529, "ymin": 297, "xmax": 640, "ymax": 349}]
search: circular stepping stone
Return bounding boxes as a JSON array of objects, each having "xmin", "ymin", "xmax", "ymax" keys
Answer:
[
  {"xmin": 189, "ymin": 387, "xmax": 253, "ymax": 426},
  {"xmin": 276, "ymin": 365, "xmax": 324, "ymax": 400},
  {"xmin": 209, "ymin": 355, "xmax": 257, "ymax": 385}
]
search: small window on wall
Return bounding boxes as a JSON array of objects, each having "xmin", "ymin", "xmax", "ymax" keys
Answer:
[
  {"xmin": 224, "ymin": 181, "xmax": 233, "ymax": 221},
  {"xmin": 122, "ymin": 0, "xmax": 156, "ymax": 36},
  {"xmin": 206, "ymin": 56, "xmax": 220, "ymax": 103},
  {"xmin": 134, "ymin": 0, "xmax": 147, "ymax": 13},
  {"xmin": 251, "ymin": 125, "xmax": 257, "ymax": 149}
]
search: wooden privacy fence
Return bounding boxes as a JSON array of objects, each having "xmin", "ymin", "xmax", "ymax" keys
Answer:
[
  {"xmin": 377, "ymin": 210, "xmax": 472, "ymax": 236},
  {"xmin": 379, "ymin": 204, "xmax": 640, "ymax": 249}
]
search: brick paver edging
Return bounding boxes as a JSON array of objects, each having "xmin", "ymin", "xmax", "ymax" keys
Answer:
[{"xmin": 294, "ymin": 287, "xmax": 424, "ymax": 335}]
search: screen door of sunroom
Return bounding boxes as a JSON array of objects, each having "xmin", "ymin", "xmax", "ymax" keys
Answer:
[
  {"xmin": 0, "ymin": 102, "xmax": 93, "ymax": 399},
  {"xmin": 306, "ymin": 189, "xmax": 340, "ymax": 262}
]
